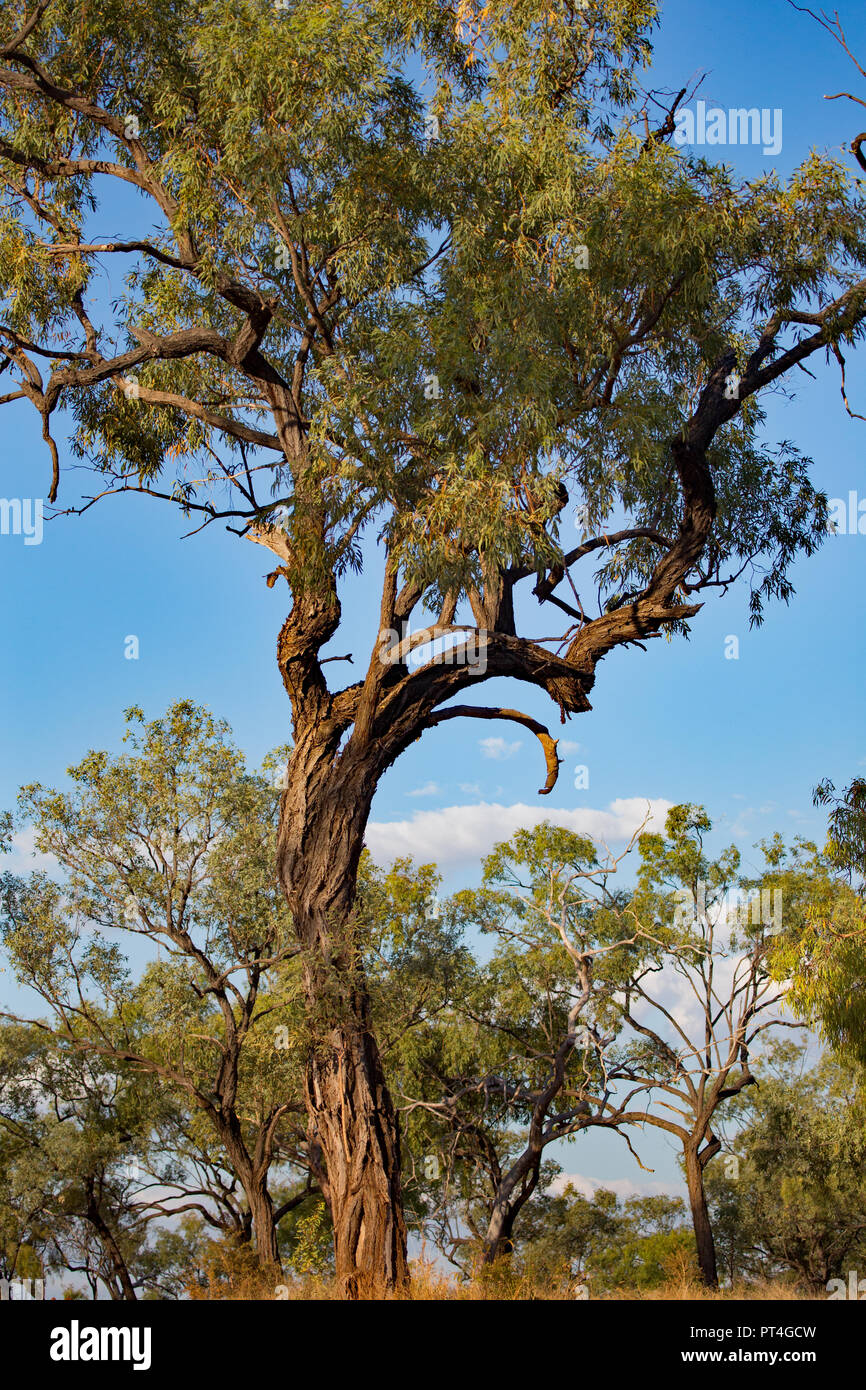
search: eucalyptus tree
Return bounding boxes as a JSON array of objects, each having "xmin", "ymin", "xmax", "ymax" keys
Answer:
[
  {"xmin": 611, "ymin": 806, "xmax": 807, "ymax": 1287},
  {"xmin": 512, "ymin": 1186, "xmax": 694, "ymax": 1293},
  {"xmin": 1, "ymin": 701, "xmax": 308, "ymax": 1274},
  {"xmin": 3, "ymin": 0, "xmax": 866, "ymax": 1292},
  {"xmin": 0, "ymin": 1061, "xmax": 53, "ymax": 1284},
  {"xmin": 772, "ymin": 777, "xmax": 866, "ymax": 1069},
  {"xmin": 0, "ymin": 1013, "xmax": 321, "ymax": 1295},
  {"xmin": 0, "ymin": 1018, "xmax": 175, "ymax": 1299},
  {"xmin": 135, "ymin": 1091, "xmax": 319, "ymax": 1262},
  {"xmin": 398, "ymin": 822, "xmax": 654, "ymax": 1268},
  {"xmin": 704, "ymin": 1054, "xmax": 866, "ymax": 1293}
]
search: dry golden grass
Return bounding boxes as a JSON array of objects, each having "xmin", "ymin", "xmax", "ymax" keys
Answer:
[{"xmin": 184, "ymin": 1250, "xmax": 820, "ymax": 1301}]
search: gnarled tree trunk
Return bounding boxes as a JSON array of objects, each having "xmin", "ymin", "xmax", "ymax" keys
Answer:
[{"xmin": 304, "ymin": 964, "xmax": 408, "ymax": 1297}]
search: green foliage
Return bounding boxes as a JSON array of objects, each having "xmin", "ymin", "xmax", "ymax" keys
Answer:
[
  {"xmin": 0, "ymin": 0, "xmax": 859, "ymax": 616},
  {"xmin": 814, "ymin": 776, "xmax": 866, "ymax": 884},
  {"xmin": 0, "ymin": 701, "xmax": 312, "ymax": 1289},
  {"xmin": 512, "ymin": 1183, "xmax": 697, "ymax": 1292},
  {"xmin": 5, "ymin": 699, "xmax": 866, "ymax": 1295},
  {"xmin": 705, "ymin": 1056, "xmax": 866, "ymax": 1291},
  {"xmin": 4, "ymin": 700, "xmax": 303, "ymax": 1095},
  {"xmin": 769, "ymin": 777, "xmax": 866, "ymax": 1068},
  {"xmin": 287, "ymin": 1196, "xmax": 334, "ymax": 1277},
  {"xmin": 0, "ymin": 1018, "xmax": 191, "ymax": 1296}
]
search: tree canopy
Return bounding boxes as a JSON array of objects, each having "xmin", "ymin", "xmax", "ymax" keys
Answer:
[{"xmin": 4, "ymin": 0, "xmax": 866, "ymax": 1295}]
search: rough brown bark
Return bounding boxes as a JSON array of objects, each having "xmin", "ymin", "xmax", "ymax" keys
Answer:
[
  {"xmin": 685, "ymin": 1144, "xmax": 718, "ymax": 1287},
  {"xmin": 277, "ymin": 739, "xmax": 408, "ymax": 1298},
  {"xmin": 246, "ymin": 1181, "xmax": 281, "ymax": 1273},
  {"xmin": 305, "ymin": 975, "xmax": 408, "ymax": 1297}
]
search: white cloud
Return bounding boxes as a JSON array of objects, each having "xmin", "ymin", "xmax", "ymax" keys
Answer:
[
  {"xmin": 558, "ymin": 740, "xmax": 581, "ymax": 755},
  {"xmin": 479, "ymin": 737, "xmax": 522, "ymax": 761},
  {"xmin": 365, "ymin": 797, "xmax": 672, "ymax": 868},
  {"xmin": 631, "ymin": 953, "xmax": 737, "ymax": 1041},
  {"xmin": 406, "ymin": 782, "xmax": 440, "ymax": 798},
  {"xmin": 4, "ymin": 827, "xmax": 58, "ymax": 875},
  {"xmin": 547, "ymin": 1173, "xmax": 684, "ymax": 1201}
]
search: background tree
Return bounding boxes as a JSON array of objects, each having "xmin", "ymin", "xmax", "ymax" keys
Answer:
[
  {"xmin": 604, "ymin": 806, "xmax": 805, "ymax": 1287},
  {"xmin": 128, "ymin": 1088, "xmax": 320, "ymax": 1267},
  {"xmin": 4, "ymin": 0, "xmax": 866, "ymax": 1291},
  {"xmin": 511, "ymin": 1186, "xmax": 696, "ymax": 1294},
  {"xmin": 705, "ymin": 1052, "xmax": 866, "ymax": 1294},
  {"xmin": 401, "ymin": 808, "xmax": 806, "ymax": 1284},
  {"xmin": 771, "ymin": 776, "xmax": 866, "ymax": 1069},
  {"xmin": 400, "ymin": 821, "xmax": 655, "ymax": 1268},
  {"xmin": 0, "ymin": 1019, "xmax": 200, "ymax": 1299},
  {"xmin": 1, "ymin": 702, "xmax": 309, "ymax": 1275}
]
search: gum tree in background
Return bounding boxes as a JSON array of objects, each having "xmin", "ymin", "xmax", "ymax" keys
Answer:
[
  {"xmin": 613, "ymin": 806, "xmax": 804, "ymax": 1287},
  {"xmin": 774, "ymin": 776, "xmax": 866, "ymax": 1067},
  {"xmin": 705, "ymin": 1051, "xmax": 866, "ymax": 1293},
  {"xmin": 3, "ymin": 0, "xmax": 866, "ymax": 1292},
  {"xmin": 0, "ymin": 1021, "xmax": 198, "ymax": 1300},
  {"xmin": 1, "ymin": 703, "xmax": 308, "ymax": 1275},
  {"xmin": 403, "ymin": 808, "xmax": 806, "ymax": 1286},
  {"xmin": 398, "ymin": 821, "xmax": 655, "ymax": 1268}
]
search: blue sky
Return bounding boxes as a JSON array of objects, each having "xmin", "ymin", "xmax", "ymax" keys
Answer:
[{"xmin": 2, "ymin": 0, "xmax": 865, "ymax": 1195}]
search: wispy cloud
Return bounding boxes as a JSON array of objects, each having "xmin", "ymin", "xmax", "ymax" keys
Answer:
[
  {"xmin": 406, "ymin": 781, "xmax": 441, "ymax": 798},
  {"xmin": 365, "ymin": 797, "xmax": 672, "ymax": 868},
  {"xmin": 479, "ymin": 737, "xmax": 522, "ymax": 761}
]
